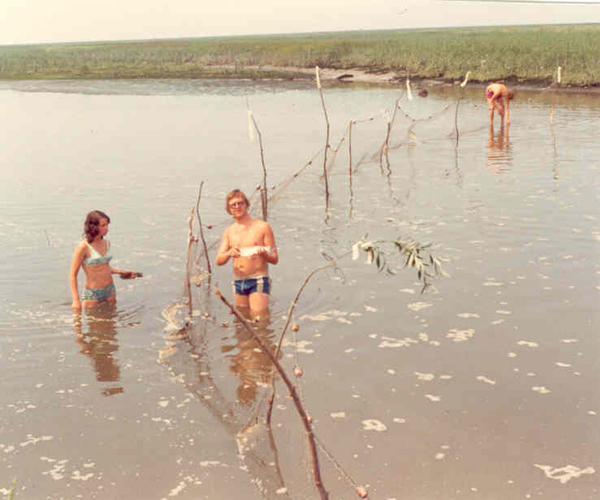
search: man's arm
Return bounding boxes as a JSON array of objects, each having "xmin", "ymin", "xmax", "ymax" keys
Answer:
[
  {"xmin": 260, "ymin": 223, "xmax": 278, "ymax": 265},
  {"xmin": 216, "ymin": 227, "xmax": 238, "ymax": 266}
]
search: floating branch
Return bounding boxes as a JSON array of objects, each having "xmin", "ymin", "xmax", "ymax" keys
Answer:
[
  {"xmin": 214, "ymin": 286, "xmax": 330, "ymax": 500},
  {"xmin": 353, "ymin": 237, "xmax": 449, "ymax": 292}
]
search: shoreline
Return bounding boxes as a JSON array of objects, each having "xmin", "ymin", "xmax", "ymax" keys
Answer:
[
  {"xmin": 2, "ymin": 64, "xmax": 598, "ymax": 95},
  {"xmin": 258, "ymin": 65, "xmax": 600, "ymax": 94}
]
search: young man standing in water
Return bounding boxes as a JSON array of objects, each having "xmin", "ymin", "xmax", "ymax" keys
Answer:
[
  {"xmin": 486, "ymin": 82, "xmax": 515, "ymax": 126},
  {"xmin": 216, "ymin": 189, "xmax": 278, "ymax": 317}
]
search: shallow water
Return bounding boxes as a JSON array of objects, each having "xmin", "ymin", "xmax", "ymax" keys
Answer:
[{"xmin": 0, "ymin": 79, "xmax": 598, "ymax": 499}]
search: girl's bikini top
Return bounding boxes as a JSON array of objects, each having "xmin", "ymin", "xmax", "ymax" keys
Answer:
[{"xmin": 83, "ymin": 240, "xmax": 112, "ymax": 266}]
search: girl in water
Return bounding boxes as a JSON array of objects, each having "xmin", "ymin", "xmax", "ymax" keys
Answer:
[{"xmin": 69, "ymin": 210, "xmax": 141, "ymax": 310}]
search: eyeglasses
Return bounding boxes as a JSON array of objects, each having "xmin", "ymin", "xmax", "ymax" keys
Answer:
[{"xmin": 229, "ymin": 201, "xmax": 246, "ymax": 208}]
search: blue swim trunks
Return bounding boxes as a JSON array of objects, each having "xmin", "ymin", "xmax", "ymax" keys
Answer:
[
  {"xmin": 233, "ymin": 275, "xmax": 271, "ymax": 296},
  {"xmin": 82, "ymin": 282, "xmax": 116, "ymax": 302}
]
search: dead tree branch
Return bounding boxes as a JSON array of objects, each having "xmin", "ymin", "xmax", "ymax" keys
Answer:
[{"xmin": 214, "ymin": 286, "xmax": 329, "ymax": 500}]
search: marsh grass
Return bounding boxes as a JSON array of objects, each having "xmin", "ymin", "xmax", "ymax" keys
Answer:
[{"xmin": 1, "ymin": 24, "xmax": 599, "ymax": 85}]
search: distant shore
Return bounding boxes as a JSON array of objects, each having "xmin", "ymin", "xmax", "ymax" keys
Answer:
[
  {"xmin": 236, "ymin": 65, "xmax": 600, "ymax": 93},
  {"xmin": 1, "ymin": 24, "xmax": 599, "ymax": 88}
]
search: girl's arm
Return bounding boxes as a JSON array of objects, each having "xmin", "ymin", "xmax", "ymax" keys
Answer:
[
  {"xmin": 107, "ymin": 242, "xmax": 142, "ymax": 277},
  {"xmin": 69, "ymin": 243, "xmax": 86, "ymax": 310},
  {"xmin": 110, "ymin": 267, "xmax": 142, "ymax": 278}
]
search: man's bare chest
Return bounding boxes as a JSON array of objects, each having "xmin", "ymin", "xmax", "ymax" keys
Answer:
[{"xmin": 230, "ymin": 224, "xmax": 263, "ymax": 247}]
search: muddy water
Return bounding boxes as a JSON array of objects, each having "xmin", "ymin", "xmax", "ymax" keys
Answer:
[{"xmin": 0, "ymin": 79, "xmax": 598, "ymax": 499}]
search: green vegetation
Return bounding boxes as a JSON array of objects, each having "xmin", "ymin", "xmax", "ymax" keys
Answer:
[{"xmin": 1, "ymin": 24, "xmax": 599, "ymax": 85}]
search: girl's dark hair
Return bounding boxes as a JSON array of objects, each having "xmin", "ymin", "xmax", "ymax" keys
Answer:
[{"xmin": 83, "ymin": 210, "xmax": 110, "ymax": 242}]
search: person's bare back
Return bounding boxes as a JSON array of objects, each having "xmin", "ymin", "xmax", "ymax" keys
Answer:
[{"xmin": 485, "ymin": 82, "xmax": 515, "ymax": 126}]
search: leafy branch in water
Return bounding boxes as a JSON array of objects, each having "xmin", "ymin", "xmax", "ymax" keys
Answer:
[{"xmin": 352, "ymin": 237, "xmax": 449, "ymax": 292}]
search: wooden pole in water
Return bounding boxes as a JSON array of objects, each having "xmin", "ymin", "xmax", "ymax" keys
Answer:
[
  {"xmin": 316, "ymin": 67, "xmax": 331, "ymax": 203},
  {"xmin": 195, "ymin": 181, "xmax": 212, "ymax": 275},
  {"xmin": 249, "ymin": 113, "xmax": 269, "ymax": 221},
  {"xmin": 185, "ymin": 208, "xmax": 195, "ymax": 320}
]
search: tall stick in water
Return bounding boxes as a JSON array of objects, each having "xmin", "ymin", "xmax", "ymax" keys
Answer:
[
  {"xmin": 195, "ymin": 181, "xmax": 212, "ymax": 275},
  {"xmin": 214, "ymin": 286, "xmax": 330, "ymax": 500},
  {"xmin": 456, "ymin": 71, "xmax": 470, "ymax": 147},
  {"xmin": 316, "ymin": 66, "xmax": 330, "ymax": 203},
  {"xmin": 185, "ymin": 208, "xmax": 195, "ymax": 320},
  {"xmin": 379, "ymin": 94, "xmax": 403, "ymax": 171},
  {"xmin": 348, "ymin": 119, "xmax": 355, "ymax": 215},
  {"xmin": 249, "ymin": 110, "xmax": 269, "ymax": 221}
]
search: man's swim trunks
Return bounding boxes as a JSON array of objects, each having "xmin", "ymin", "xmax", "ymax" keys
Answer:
[
  {"xmin": 486, "ymin": 89, "xmax": 494, "ymax": 99},
  {"xmin": 233, "ymin": 275, "xmax": 271, "ymax": 296},
  {"xmin": 82, "ymin": 282, "xmax": 116, "ymax": 302}
]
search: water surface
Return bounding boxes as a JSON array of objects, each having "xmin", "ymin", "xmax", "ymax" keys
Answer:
[{"xmin": 0, "ymin": 79, "xmax": 598, "ymax": 499}]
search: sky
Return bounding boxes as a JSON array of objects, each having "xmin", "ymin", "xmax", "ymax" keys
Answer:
[{"xmin": 1, "ymin": 0, "xmax": 599, "ymax": 45}]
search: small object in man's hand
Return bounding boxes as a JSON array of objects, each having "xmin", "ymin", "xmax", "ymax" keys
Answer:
[{"xmin": 120, "ymin": 271, "xmax": 143, "ymax": 279}]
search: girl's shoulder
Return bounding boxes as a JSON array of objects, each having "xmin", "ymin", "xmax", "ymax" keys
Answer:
[
  {"xmin": 76, "ymin": 239, "xmax": 90, "ymax": 251},
  {"xmin": 73, "ymin": 240, "xmax": 90, "ymax": 261}
]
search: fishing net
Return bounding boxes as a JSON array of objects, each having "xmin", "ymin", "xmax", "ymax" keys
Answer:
[{"xmin": 157, "ymin": 81, "xmax": 468, "ymax": 499}]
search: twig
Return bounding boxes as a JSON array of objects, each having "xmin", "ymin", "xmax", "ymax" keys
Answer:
[
  {"xmin": 214, "ymin": 286, "xmax": 330, "ymax": 500},
  {"xmin": 379, "ymin": 93, "xmax": 404, "ymax": 170},
  {"xmin": 277, "ymin": 261, "xmax": 337, "ymax": 359},
  {"xmin": 195, "ymin": 182, "xmax": 212, "ymax": 275},
  {"xmin": 265, "ymin": 258, "xmax": 339, "ymax": 424},
  {"xmin": 326, "ymin": 134, "xmax": 346, "ymax": 175}
]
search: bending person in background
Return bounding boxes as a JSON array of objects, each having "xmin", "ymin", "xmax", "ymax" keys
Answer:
[
  {"xmin": 216, "ymin": 189, "xmax": 278, "ymax": 318},
  {"xmin": 69, "ymin": 210, "xmax": 141, "ymax": 311},
  {"xmin": 486, "ymin": 82, "xmax": 515, "ymax": 126}
]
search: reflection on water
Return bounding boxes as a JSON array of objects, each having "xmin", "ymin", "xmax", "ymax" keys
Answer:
[
  {"xmin": 73, "ymin": 302, "xmax": 124, "ymax": 396},
  {"xmin": 157, "ymin": 303, "xmax": 300, "ymax": 499},
  {"xmin": 487, "ymin": 123, "xmax": 512, "ymax": 173},
  {"xmin": 222, "ymin": 312, "xmax": 279, "ymax": 407}
]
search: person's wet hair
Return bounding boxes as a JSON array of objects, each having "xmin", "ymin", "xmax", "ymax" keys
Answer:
[{"xmin": 84, "ymin": 210, "xmax": 110, "ymax": 242}]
